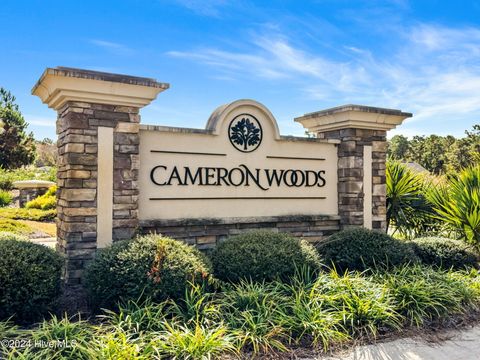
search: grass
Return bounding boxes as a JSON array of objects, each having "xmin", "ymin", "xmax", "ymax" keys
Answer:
[
  {"xmin": 20, "ymin": 220, "xmax": 56, "ymax": 237},
  {"xmin": 1, "ymin": 265, "xmax": 480, "ymax": 359},
  {"xmin": 0, "ymin": 218, "xmax": 56, "ymax": 238},
  {"xmin": 0, "ymin": 208, "xmax": 56, "ymax": 239}
]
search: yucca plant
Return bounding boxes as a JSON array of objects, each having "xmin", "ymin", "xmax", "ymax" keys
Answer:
[
  {"xmin": 427, "ymin": 165, "xmax": 480, "ymax": 248},
  {"xmin": 386, "ymin": 161, "xmax": 437, "ymax": 238}
]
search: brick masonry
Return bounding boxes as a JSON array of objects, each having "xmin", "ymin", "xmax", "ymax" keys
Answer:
[
  {"xmin": 139, "ymin": 215, "xmax": 341, "ymax": 249},
  {"xmin": 317, "ymin": 128, "xmax": 387, "ymax": 231},
  {"xmin": 56, "ymin": 101, "xmax": 140, "ymax": 285}
]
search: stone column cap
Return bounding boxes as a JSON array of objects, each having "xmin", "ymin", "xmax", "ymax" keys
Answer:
[
  {"xmin": 295, "ymin": 104, "xmax": 412, "ymax": 132},
  {"xmin": 13, "ymin": 180, "xmax": 56, "ymax": 189},
  {"xmin": 32, "ymin": 67, "xmax": 169, "ymax": 110}
]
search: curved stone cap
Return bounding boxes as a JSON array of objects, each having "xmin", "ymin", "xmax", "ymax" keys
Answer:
[
  {"xmin": 13, "ymin": 180, "xmax": 55, "ymax": 189},
  {"xmin": 205, "ymin": 99, "xmax": 281, "ymax": 139}
]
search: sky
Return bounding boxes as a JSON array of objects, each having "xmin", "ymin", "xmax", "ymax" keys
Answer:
[{"xmin": 1, "ymin": 0, "xmax": 480, "ymax": 140}]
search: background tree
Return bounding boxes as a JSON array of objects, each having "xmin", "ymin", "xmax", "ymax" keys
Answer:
[
  {"xmin": 387, "ymin": 135, "xmax": 410, "ymax": 160},
  {"xmin": 0, "ymin": 88, "xmax": 35, "ymax": 169},
  {"xmin": 387, "ymin": 125, "xmax": 480, "ymax": 176}
]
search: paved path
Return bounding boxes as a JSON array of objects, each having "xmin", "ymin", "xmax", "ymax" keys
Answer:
[
  {"xmin": 30, "ymin": 237, "xmax": 56, "ymax": 248},
  {"xmin": 316, "ymin": 326, "xmax": 480, "ymax": 360}
]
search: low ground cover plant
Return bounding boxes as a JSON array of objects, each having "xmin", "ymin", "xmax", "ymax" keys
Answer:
[
  {"xmin": 2, "ymin": 265, "xmax": 480, "ymax": 359},
  {"xmin": 0, "ymin": 207, "xmax": 56, "ymax": 221},
  {"xmin": 211, "ymin": 230, "xmax": 322, "ymax": 282},
  {"xmin": 2, "ymin": 230, "xmax": 480, "ymax": 358},
  {"xmin": 0, "ymin": 218, "xmax": 31, "ymax": 235}
]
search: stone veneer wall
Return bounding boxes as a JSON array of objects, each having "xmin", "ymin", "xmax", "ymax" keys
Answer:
[
  {"xmin": 56, "ymin": 101, "xmax": 140, "ymax": 285},
  {"xmin": 317, "ymin": 128, "xmax": 387, "ymax": 231},
  {"xmin": 17, "ymin": 187, "xmax": 49, "ymax": 207},
  {"xmin": 139, "ymin": 215, "xmax": 340, "ymax": 248}
]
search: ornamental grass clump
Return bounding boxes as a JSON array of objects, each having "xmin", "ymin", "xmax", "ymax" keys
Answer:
[
  {"xmin": 218, "ymin": 280, "xmax": 289, "ymax": 354},
  {"xmin": 376, "ymin": 264, "xmax": 479, "ymax": 327},
  {"xmin": 427, "ymin": 165, "xmax": 480, "ymax": 248},
  {"xmin": 84, "ymin": 234, "xmax": 212, "ymax": 311}
]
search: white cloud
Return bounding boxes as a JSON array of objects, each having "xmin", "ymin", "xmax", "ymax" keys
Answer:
[
  {"xmin": 172, "ymin": 0, "xmax": 228, "ymax": 17},
  {"xmin": 25, "ymin": 115, "xmax": 55, "ymax": 127},
  {"xmin": 167, "ymin": 23, "xmax": 480, "ymax": 133},
  {"xmin": 89, "ymin": 39, "xmax": 132, "ymax": 54}
]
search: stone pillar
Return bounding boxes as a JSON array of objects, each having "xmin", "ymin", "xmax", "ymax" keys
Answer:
[
  {"xmin": 32, "ymin": 67, "xmax": 168, "ymax": 285},
  {"xmin": 295, "ymin": 105, "xmax": 411, "ymax": 231}
]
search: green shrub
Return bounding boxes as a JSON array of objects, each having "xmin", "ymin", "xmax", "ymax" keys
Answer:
[
  {"xmin": 0, "ymin": 239, "xmax": 63, "ymax": 322},
  {"xmin": 317, "ymin": 228, "xmax": 418, "ymax": 272},
  {"xmin": 85, "ymin": 235, "xmax": 212, "ymax": 310},
  {"xmin": 25, "ymin": 185, "xmax": 56, "ymax": 210},
  {"xmin": 386, "ymin": 161, "xmax": 438, "ymax": 238},
  {"xmin": 0, "ymin": 190, "xmax": 12, "ymax": 207},
  {"xmin": 0, "ymin": 218, "xmax": 31, "ymax": 235},
  {"xmin": 412, "ymin": 237, "xmax": 479, "ymax": 269},
  {"xmin": 211, "ymin": 231, "xmax": 322, "ymax": 283},
  {"xmin": 0, "ymin": 231, "xmax": 28, "ymax": 242},
  {"xmin": 0, "ymin": 166, "xmax": 56, "ymax": 190},
  {"xmin": 0, "ymin": 207, "xmax": 56, "ymax": 221},
  {"xmin": 427, "ymin": 165, "xmax": 480, "ymax": 247}
]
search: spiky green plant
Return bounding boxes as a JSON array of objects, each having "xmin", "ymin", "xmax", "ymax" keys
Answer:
[
  {"xmin": 386, "ymin": 161, "xmax": 437, "ymax": 238},
  {"xmin": 156, "ymin": 321, "xmax": 237, "ymax": 360},
  {"xmin": 427, "ymin": 165, "xmax": 480, "ymax": 248}
]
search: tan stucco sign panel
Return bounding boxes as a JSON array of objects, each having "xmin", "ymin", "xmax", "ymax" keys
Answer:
[{"xmin": 139, "ymin": 100, "xmax": 338, "ymax": 220}]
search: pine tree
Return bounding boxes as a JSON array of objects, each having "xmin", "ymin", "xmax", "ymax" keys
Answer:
[{"xmin": 0, "ymin": 88, "xmax": 36, "ymax": 169}]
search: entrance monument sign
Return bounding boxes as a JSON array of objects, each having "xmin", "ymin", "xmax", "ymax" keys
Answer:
[{"xmin": 32, "ymin": 67, "xmax": 411, "ymax": 284}]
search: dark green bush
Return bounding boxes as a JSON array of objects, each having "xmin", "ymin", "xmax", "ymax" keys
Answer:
[
  {"xmin": 84, "ymin": 235, "xmax": 212, "ymax": 310},
  {"xmin": 211, "ymin": 231, "xmax": 321, "ymax": 283},
  {"xmin": 317, "ymin": 228, "xmax": 418, "ymax": 272},
  {"xmin": 412, "ymin": 237, "xmax": 479, "ymax": 269},
  {"xmin": 0, "ymin": 239, "xmax": 63, "ymax": 323}
]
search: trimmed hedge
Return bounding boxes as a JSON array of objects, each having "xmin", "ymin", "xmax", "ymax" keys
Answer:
[
  {"xmin": 412, "ymin": 237, "xmax": 479, "ymax": 270},
  {"xmin": 85, "ymin": 235, "xmax": 212, "ymax": 310},
  {"xmin": 211, "ymin": 231, "xmax": 322, "ymax": 283},
  {"xmin": 0, "ymin": 239, "xmax": 63, "ymax": 322},
  {"xmin": 317, "ymin": 228, "xmax": 418, "ymax": 272}
]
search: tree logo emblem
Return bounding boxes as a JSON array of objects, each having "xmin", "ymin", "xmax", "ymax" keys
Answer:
[{"xmin": 228, "ymin": 114, "xmax": 263, "ymax": 153}]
